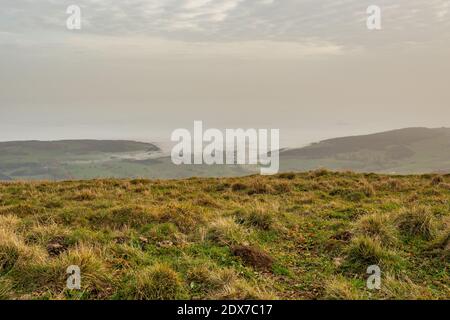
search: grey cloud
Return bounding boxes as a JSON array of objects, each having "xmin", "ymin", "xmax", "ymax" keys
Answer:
[{"xmin": 1, "ymin": 0, "xmax": 449, "ymax": 48}]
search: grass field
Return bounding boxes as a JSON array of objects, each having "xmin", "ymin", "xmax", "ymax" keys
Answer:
[{"xmin": 0, "ymin": 171, "xmax": 449, "ymax": 300}]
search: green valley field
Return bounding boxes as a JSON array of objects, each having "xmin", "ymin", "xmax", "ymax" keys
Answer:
[{"xmin": 0, "ymin": 171, "xmax": 449, "ymax": 300}]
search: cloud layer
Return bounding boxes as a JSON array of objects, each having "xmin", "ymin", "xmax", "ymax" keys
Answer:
[{"xmin": 1, "ymin": 0, "xmax": 449, "ymax": 47}]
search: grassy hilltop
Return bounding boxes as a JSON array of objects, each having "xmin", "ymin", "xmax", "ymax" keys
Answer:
[{"xmin": 0, "ymin": 171, "xmax": 449, "ymax": 300}]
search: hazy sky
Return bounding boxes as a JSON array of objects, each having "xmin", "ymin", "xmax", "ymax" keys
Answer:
[{"xmin": 1, "ymin": 0, "xmax": 449, "ymax": 147}]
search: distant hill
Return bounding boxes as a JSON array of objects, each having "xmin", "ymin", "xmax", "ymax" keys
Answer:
[
  {"xmin": 0, "ymin": 173, "xmax": 12, "ymax": 181},
  {"xmin": 0, "ymin": 128, "xmax": 449, "ymax": 180},
  {"xmin": 280, "ymin": 127, "xmax": 450, "ymax": 174},
  {"xmin": 0, "ymin": 140, "xmax": 162, "ymax": 180},
  {"xmin": 0, "ymin": 140, "xmax": 160, "ymax": 155}
]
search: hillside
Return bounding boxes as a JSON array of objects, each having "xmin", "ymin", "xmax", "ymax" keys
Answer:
[
  {"xmin": 0, "ymin": 140, "xmax": 257, "ymax": 181},
  {"xmin": 0, "ymin": 140, "xmax": 159, "ymax": 154},
  {"xmin": 0, "ymin": 172, "xmax": 448, "ymax": 300},
  {"xmin": 281, "ymin": 127, "xmax": 450, "ymax": 174},
  {"xmin": 1, "ymin": 128, "xmax": 450, "ymax": 181},
  {"xmin": 0, "ymin": 140, "xmax": 162, "ymax": 181},
  {"xmin": 0, "ymin": 173, "xmax": 12, "ymax": 181}
]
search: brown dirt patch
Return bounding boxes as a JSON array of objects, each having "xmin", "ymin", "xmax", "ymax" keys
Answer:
[
  {"xmin": 231, "ymin": 245, "xmax": 274, "ymax": 271},
  {"xmin": 46, "ymin": 237, "xmax": 69, "ymax": 256}
]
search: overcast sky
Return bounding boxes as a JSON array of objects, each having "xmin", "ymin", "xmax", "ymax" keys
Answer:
[{"xmin": 1, "ymin": 0, "xmax": 449, "ymax": 147}]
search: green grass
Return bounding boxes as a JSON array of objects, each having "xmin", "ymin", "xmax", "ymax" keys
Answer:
[{"xmin": 0, "ymin": 171, "xmax": 449, "ymax": 300}]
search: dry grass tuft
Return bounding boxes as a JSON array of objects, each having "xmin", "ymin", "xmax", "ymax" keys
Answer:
[
  {"xmin": 360, "ymin": 179, "xmax": 376, "ymax": 197},
  {"xmin": 324, "ymin": 275, "xmax": 364, "ymax": 300},
  {"xmin": 353, "ymin": 213, "xmax": 397, "ymax": 245},
  {"xmin": 0, "ymin": 226, "xmax": 46, "ymax": 276},
  {"xmin": 396, "ymin": 207, "xmax": 438, "ymax": 240},
  {"xmin": 207, "ymin": 217, "xmax": 249, "ymax": 246},
  {"xmin": 128, "ymin": 264, "xmax": 185, "ymax": 300},
  {"xmin": 380, "ymin": 274, "xmax": 434, "ymax": 300},
  {"xmin": 345, "ymin": 236, "xmax": 398, "ymax": 270}
]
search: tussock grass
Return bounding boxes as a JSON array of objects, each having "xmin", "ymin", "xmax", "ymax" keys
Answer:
[
  {"xmin": 396, "ymin": 206, "xmax": 438, "ymax": 240},
  {"xmin": 157, "ymin": 203, "xmax": 209, "ymax": 233},
  {"xmin": 427, "ymin": 229, "xmax": 450, "ymax": 258},
  {"xmin": 0, "ymin": 242, "xmax": 20, "ymax": 275},
  {"xmin": 236, "ymin": 207, "xmax": 276, "ymax": 231},
  {"xmin": 101, "ymin": 205, "xmax": 157, "ymax": 229},
  {"xmin": 70, "ymin": 189, "xmax": 97, "ymax": 201},
  {"xmin": 187, "ymin": 264, "xmax": 236, "ymax": 294},
  {"xmin": 0, "ymin": 278, "xmax": 13, "ymax": 300},
  {"xmin": 359, "ymin": 179, "xmax": 376, "ymax": 197},
  {"xmin": 379, "ymin": 274, "xmax": 435, "ymax": 300},
  {"xmin": 0, "ymin": 226, "xmax": 46, "ymax": 276},
  {"xmin": 324, "ymin": 275, "xmax": 365, "ymax": 300},
  {"xmin": 345, "ymin": 236, "xmax": 399, "ymax": 270},
  {"xmin": 58, "ymin": 244, "xmax": 114, "ymax": 294},
  {"xmin": 210, "ymin": 279, "xmax": 275, "ymax": 300},
  {"xmin": 245, "ymin": 179, "xmax": 276, "ymax": 195},
  {"xmin": 125, "ymin": 264, "xmax": 185, "ymax": 300},
  {"xmin": 207, "ymin": 217, "xmax": 249, "ymax": 246},
  {"xmin": 353, "ymin": 213, "xmax": 397, "ymax": 246},
  {"xmin": 185, "ymin": 263, "xmax": 270, "ymax": 299}
]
